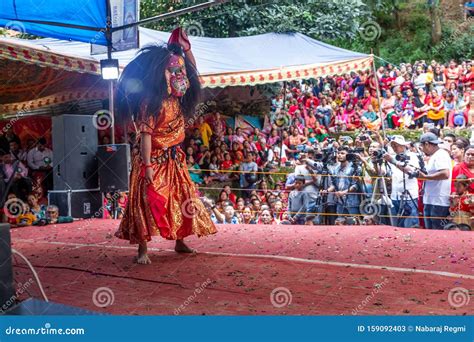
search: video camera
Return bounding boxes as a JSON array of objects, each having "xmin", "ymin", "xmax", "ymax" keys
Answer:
[
  {"xmin": 370, "ymin": 149, "xmax": 385, "ymax": 164},
  {"xmin": 346, "ymin": 148, "xmax": 365, "ymax": 162},
  {"xmin": 313, "ymin": 146, "xmax": 337, "ymax": 164}
]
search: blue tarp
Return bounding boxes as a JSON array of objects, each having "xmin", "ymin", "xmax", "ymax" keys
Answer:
[{"xmin": 0, "ymin": 0, "xmax": 107, "ymax": 45}]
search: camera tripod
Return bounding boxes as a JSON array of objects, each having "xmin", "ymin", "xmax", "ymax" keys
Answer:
[
  {"xmin": 395, "ymin": 165, "xmax": 420, "ymax": 227},
  {"xmin": 364, "ymin": 160, "xmax": 395, "ymax": 227}
]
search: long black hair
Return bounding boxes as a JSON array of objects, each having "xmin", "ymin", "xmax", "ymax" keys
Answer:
[{"xmin": 116, "ymin": 43, "xmax": 201, "ymax": 123}]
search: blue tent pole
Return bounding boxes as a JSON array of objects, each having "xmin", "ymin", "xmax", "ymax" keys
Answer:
[
  {"xmin": 279, "ymin": 81, "xmax": 287, "ymax": 167},
  {"xmin": 106, "ymin": 0, "xmax": 115, "ymax": 144}
]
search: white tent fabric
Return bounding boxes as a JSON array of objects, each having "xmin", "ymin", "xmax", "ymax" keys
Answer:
[{"xmin": 0, "ymin": 27, "xmax": 372, "ymax": 88}]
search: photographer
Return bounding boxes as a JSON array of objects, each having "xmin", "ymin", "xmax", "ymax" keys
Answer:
[
  {"xmin": 417, "ymin": 133, "xmax": 451, "ymax": 229},
  {"xmin": 382, "ymin": 136, "xmax": 420, "ymax": 228},
  {"xmin": 324, "ymin": 146, "xmax": 362, "ymax": 221}
]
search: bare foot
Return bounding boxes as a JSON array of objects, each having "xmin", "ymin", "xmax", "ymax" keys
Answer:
[
  {"xmin": 175, "ymin": 239, "xmax": 196, "ymax": 253},
  {"xmin": 135, "ymin": 242, "xmax": 152, "ymax": 264}
]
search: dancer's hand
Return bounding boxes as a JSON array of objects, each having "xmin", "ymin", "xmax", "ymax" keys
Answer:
[{"xmin": 145, "ymin": 167, "xmax": 154, "ymax": 185}]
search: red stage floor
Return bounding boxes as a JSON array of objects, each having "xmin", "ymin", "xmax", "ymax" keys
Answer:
[{"xmin": 10, "ymin": 220, "xmax": 474, "ymax": 315}]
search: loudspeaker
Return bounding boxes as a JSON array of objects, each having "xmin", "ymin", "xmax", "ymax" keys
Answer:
[
  {"xmin": 97, "ymin": 144, "xmax": 131, "ymax": 193},
  {"xmin": 48, "ymin": 189, "xmax": 102, "ymax": 219},
  {"xmin": 52, "ymin": 114, "xmax": 98, "ymax": 190},
  {"xmin": 0, "ymin": 224, "xmax": 14, "ymax": 313}
]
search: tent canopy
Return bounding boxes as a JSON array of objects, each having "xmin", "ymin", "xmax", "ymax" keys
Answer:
[
  {"xmin": 0, "ymin": 0, "xmax": 108, "ymax": 45},
  {"xmin": 0, "ymin": 28, "xmax": 372, "ymax": 89}
]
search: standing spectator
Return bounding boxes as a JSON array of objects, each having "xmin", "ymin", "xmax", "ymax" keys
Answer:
[
  {"xmin": 9, "ymin": 141, "xmax": 27, "ymax": 163},
  {"xmin": 239, "ymin": 152, "xmax": 258, "ymax": 198},
  {"xmin": 465, "ymin": 0, "xmax": 474, "ymax": 20},
  {"xmin": 27, "ymin": 137, "xmax": 53, "ymax": 192},
  {"xmin": 197, "ymin": 116, "xmax": 212, "ymax": 148},
  {"xmin": 285, "ymin": 175, "xmax": 307, "ymax": 225},
  {"xmin": 418, "ymin": 133, "xmax": 452, "ymax": 229},
  {"xmin": 383, "ymin": 136, "xmax": 420, "ymax": 228},
  {"xmin": 326, "ymin": 147, "xmax": 361, "ymax": 219}
]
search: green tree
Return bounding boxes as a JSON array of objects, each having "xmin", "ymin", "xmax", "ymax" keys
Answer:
[{"xmin": 140, "ymin": 0, "xmax": 371, "ymax": 40}]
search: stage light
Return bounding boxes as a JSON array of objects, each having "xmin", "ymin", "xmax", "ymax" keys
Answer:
[{"xmin": 100, "ymin": 59, "xmax": 119, "ymax": 80}]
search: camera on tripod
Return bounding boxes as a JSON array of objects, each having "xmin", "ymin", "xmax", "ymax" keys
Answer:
[
  {"xmin": 313, "ymin": 146, "xmax": 337, "ymax": 164},
  {"xmin": 370, "ymin": 149, "xmax": 385, "ymax": 164}
]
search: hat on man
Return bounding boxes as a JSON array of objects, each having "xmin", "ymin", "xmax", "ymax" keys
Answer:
[
  {"xmin": 420, "ymin": 132, "xmax": 442, "ymax": 144},
  {"xmin": 389, "ymin": 135, "xmax": 410, "ymax": 146}
]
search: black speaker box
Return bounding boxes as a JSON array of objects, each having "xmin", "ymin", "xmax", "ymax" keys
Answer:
[
  {"xmin": 52, "ymin": 114, "xmax": 98, "ymax": 190},
  {"xmin": 0, "ymin": 224, "xmax": 14, "ymax": 313},
  {"xmin": 97, "ymin": 144, "xmax": 131, "ymax": 193},
  {"xmin": 48, "ymin": 189, "xmax": 102, "ymax": 219}
]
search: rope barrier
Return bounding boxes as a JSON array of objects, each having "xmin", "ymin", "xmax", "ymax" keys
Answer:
[
  {"xmin": 190, "ymin": 167, "xmax": 432, "ymax": 181},
  {"xmin": 220, "ymin": 209, "xmax": 457, "ymax": 221}
]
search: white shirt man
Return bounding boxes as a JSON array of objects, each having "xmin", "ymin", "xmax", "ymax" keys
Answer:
[
  {"xmin": 27, "ymin": 145, "xmax": 53, "ymax": 170},
  {"xmin": 418, "ymin": 133, "xmax": 452, "ymax": 230},
  {"xmin": 384, "ymin": 136, "xmax": 420, "ymax": 228}
]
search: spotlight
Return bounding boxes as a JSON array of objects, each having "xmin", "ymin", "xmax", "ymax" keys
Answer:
[{"xmin": 100, "ymin": 59, "xmax": 119, "ymax": 80}]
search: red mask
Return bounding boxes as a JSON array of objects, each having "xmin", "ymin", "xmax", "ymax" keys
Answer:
[{"xmin": 167, "ymin": 54, "xmax": 189, "ymax": 97}]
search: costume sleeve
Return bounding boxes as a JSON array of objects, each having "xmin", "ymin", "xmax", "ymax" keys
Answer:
[{"xmin": 138, "ymin": 102, "xmax": 155, "ymax": 135}]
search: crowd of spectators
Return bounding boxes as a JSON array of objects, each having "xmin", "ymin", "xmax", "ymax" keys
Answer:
[
  {"xmin": 185, "ymin": 59, "xmax": 473, "ymax": 230},
  {"xmin": 1, "ymin": 59, "xmax": 473, "ymax": 229}
]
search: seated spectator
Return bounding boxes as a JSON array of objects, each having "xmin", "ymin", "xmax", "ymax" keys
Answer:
[
  {"xmin": 43, "ymin": 205, "xmax": 73, "ymax": 225},
  {"xmin": 211, "ymin": 203, "xmax": 240, "ymax": 224},
  {"xmin": 187, "ymin": 156, "xmax": 204, "ymax": 184},
  {"xmin": 257, "ymin": 209, "xmax": 276, "ymax": 225},
  {"xmin": 449, "ymin": 174, "xmax": 474, "ymax": 227},
  {"xmin": 427, "ymin": 89, "xmax": 445, "ymax": 128},
  {"xmin": 452, "ymin": 145, "xmax": 474, "ymax": 193}
]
